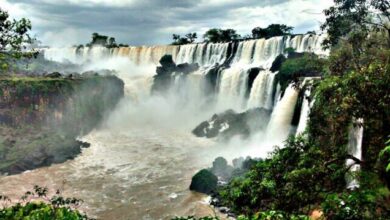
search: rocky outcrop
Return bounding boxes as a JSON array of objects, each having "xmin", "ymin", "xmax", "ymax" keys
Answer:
[
  {"xmin": 152, "ymin": 55, "xmax": 200, "ymax": 94},
  {"xmin": 0, "ymin": 75, "xmax": 124, "ymax": 175},
  {"xmin": 192, "ymin": 108, "xmax": 271, "ymax": 140}
]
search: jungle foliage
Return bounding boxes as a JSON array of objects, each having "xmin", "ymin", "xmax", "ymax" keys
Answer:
[
  {"xmin": 0, "ymin": 8, "xmax": 36, "ymax": 73},
  {"xmin": 0, "ymin": 186, "xmax": 93, "ymax": 220}
]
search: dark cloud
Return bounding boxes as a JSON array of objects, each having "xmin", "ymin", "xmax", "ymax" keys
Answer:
[{"xmin": 3, "ymin": 0, "xmax": 333, "ymax": 46}]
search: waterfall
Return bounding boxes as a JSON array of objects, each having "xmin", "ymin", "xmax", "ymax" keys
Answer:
[
  {"xmin": 44, "ymin": 34, "xmax": 327, "ymax": 67},
  {"xmin": 266, "ymin": 84, "xmax": 299, "ymax": 144},
  {"xmin": 42, "ymin": 34, "xmax": 328, "ymax": 144},
  {"xmin": 295, "ymin": 89, "xmax": 311, "ymax": 136},
  {"xmin": 217, "ymin": 67, "xmax": 248, "ymax": 111},
  {"xmin": 346, "ymin": 118, "xmax": 364, "ymax": 189},
  {"xmin": 247, "ymin": 70, "xmax": 276, "ymax": 110},
  {"xmin": 233, "ymin": 40, "xmax": 257, "ymax": 65},
  {"xmin": 295, "ymin": 79, "xmax": 314, "ymax": 136},
  {"xmin": 252, "ymin": 36, "xmax": 285, "ymax": 68}
]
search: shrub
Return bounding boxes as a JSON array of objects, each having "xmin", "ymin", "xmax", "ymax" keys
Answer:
[{"xmin": 0, "ymin": 185, "xmax": 92, "ymax": 220}]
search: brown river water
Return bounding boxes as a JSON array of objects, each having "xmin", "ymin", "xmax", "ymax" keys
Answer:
[{"xmin": 0, "ymin": 89, "xmax": 254, "ymax": 219}]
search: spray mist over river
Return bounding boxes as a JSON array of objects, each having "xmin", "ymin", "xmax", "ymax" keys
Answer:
[{"xmin": 0, "ymin": 35, "xmax": 328, "ymax": 219}]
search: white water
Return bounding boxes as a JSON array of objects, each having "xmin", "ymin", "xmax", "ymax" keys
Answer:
[
  {"xmin": 295, "ymin": 78, "xmax": 316, "ymax": 136},
  {"xmin": 247, "ymin": 70, "xmax": 276, "ymax": 110},
  {"xmin": 44, "ymin": 34, "xmax": 328, "ymax": 113},
  {"xmin": 346, "ymin": 118, "xmax": 364, "ymax": 189},
  {"xmin": 0, "ymin": 34, "xmax": 329, "ymax": 218},
  {"xmin": 217, "ymin": 67, "xmax": 249, "ymax": 111},
  {"xmin": 266, "ymin": 84, "xmax": 300, "ymax": 144},
  {"xmin": 295, "ymin": 90, "xmax": 311, "ymax": 136}
]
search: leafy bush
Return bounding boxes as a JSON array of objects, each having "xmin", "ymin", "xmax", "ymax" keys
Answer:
[
  {"xmin": 321, "ymin": 189, "xmax": 390, "ymax": 220},
  {"xmin": 277, "ymin": 54, "xmax": 328, "ymax": 91},
  {"xmin": 237, "ymin": 210, "xmax": 309, "ymax": 220},
  {"xmin": 0, "ymin": 185, "xmax": 92, "ymax": 220},
  {"xmin": 218, "ymin": 136, "xmax": 340, "ymax": 215}
]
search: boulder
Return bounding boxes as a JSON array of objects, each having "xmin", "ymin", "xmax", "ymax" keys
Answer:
[
  {"xmin": 189, "ymin": 169, "xmax": 218, "ymax": 194},
  {"xmin": 176, "ymin": 63, "xmax": 199, "ymax": 74},
  {"xmin": 152, "ymin": 55, "xmax": 200, "ymax": 94},
  {"xmin": 159, "ymin": 54, "xmax": 176, "ymax": 69},
  {"xmin": 192, "ymin": 108, "xmax": 271, "ymax": 140}
]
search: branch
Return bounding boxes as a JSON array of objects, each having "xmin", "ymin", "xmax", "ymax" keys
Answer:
[{"xmin": 324, "ymin": 154, "xmax": 364, "ymax": 167}]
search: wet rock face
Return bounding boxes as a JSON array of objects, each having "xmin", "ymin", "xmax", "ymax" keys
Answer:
[
  {"xmin": 192, "ymin": 108, "xmax": 271, "ymax": 140},
  {"xmin": 270, "ymin": 54, "xmax": 287, "ymax": 72}
]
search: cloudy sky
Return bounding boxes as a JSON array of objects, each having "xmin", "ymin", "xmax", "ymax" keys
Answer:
[{"xmin": 2, "ymin": 0, "xmax": 334, "ymax": 47}]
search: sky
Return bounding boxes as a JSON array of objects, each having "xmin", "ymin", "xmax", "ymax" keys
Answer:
[{"xmin": 2, "ymin": 0, "xmax": 334, "ymax": 47}]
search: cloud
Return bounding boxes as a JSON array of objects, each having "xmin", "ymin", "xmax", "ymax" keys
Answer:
[
  {"xmin": 40, "ymin": 28, "xmax": 90, "ymax": 47},
  {"xmin": 2, "ymin": 0, "xmax": 334, "ymax": 46}
]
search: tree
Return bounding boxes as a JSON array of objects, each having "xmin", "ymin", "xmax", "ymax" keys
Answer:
[
  {"xmin": 108, "ymin": 37, "xmax": 116, "ymax": 47},
  {"xmin": 203, "ymin": 28, "xmax": 240, "ymax": 43},
  {"xmin": 203, "ymin": 28, "xmax": 221, "ymax": 43},
  {"xmin": 220, "ymin": 29, "xmax": 240, "ymax": 42},
  {"xmin": 252, "ymin": 24, "xmax": 293, "ymax": 39},
  {"xmin": 171, "ymin": 33, "xmax": 197, "ymax": 45},
  {"xmin": 185, "ymin": 32, "xmax": 197, "ymax": 43},
  {"xmin": 172, "ymin": 34, "xmax": 180, "ymax": 42},
  {"xmin": 321, "ymin": 0, "xmax": 390, "ymax": 48},
  {"xmin": 0, "ymin": 8, "xmax": 34, "ymax": 72},
  {"xmin": 91, "ymin": 32, "xmax": 108, "ymax": 46}
]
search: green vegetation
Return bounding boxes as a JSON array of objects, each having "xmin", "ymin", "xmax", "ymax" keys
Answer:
[
  {"xmin": 0, "ymin": 8, "xmax": 36, "ymax": 73},
  {"xmin": 203, "ymin": 28, "xmax": 240, "ymax": 43},
  {"xmin": 321, "ymin": 0, "xmax": 390, "ymax": 48},
  {"xmin": 277, "ymin": 53, "xmax": 328, "ymax": 91},
  {"xmin": 172, "ymin": 24, "xmax": 294, "ymax": 44},
  {"xmin": 178, "ymin": 24, "xmax": 296, "ymax": 43},
  {"xmin": 85, "ymin": 33, "xmax": 118, "ymax": 48},
  {"xmin": 0, "ymin": 186, "xmax": 92, "ymax": 220},
  {"xmin": 172, "ymin": 33, "xmax": 197, "ymax": 45},
  {"xmin": 251, "ymin": 24, "xmax": 293, "ymax": 39}
]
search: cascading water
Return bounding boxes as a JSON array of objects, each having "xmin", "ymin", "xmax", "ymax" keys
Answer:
[
  {"xmin": 247, "ymin": 70, "xmax": 276, "ymax": 110},
  {"xmin": 295, "ymin": 89, "xmax": 311, "ymax": 136},
  {"xmin": 346, "ymin": 118, "xmax": 364, "ymax": 189},
  {"xmin": 295, "ymin": 78, "xmax": 316, "ymax": 136},
  {"xmin": 217, "ymin": 67, "xmax": 249, "ymax": 111},
  {"xmin": 43, "ymin": 33, "xmax": 328, "ymax": 141},
  {"xmin": 44, "ymin": 34, "xmax": 327, "ymax": 106},
  {"xmin": 266, "ymin": 84, "xmax": 299, "ymax": 144},
  {"xmin": 5, "ymin": 34, "xmax": 329, "ymax": 218}
]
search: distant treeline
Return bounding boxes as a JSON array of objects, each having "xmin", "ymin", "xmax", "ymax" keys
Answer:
[
  {"xmin": 171, "ymin": 24, "xmax": 315, "ymax": 45},
  {"xmin": 76, "ymin": 24, "xmax": 314, "ymax": 49},
  {"xmin": 75, "ymin": 33, "xmax": 129, "ymax": 49}
]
